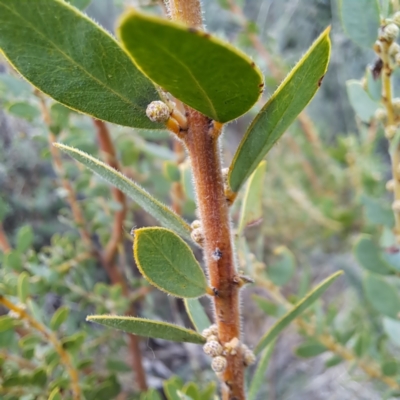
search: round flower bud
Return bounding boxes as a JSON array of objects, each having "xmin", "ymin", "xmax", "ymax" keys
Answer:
[
  {"xmin": 203, "ymin": 341, "xmax": 223, "ymax": 357},
  {"xmin": 393, "ymin": 200, "xmax": 400, "ymax": 212},
  {"xmin": 209, "ymin": 324, "xmax": 218, "ymax": 336},
  {"xmin": 394, "ymin": 12, "xmax": 400, "ymax": 27},
  {"xmin": 386, "ymin": 180, "xmax": 395, "ymax": 191},
  {"xmin": 374, "ymin": 108, "xmax": 387, "ymax": 121},
  {"xmin": 190, "ymin": 220, "xmax": 202, "ymax": 229},
  {"xmin": 385, "ymin": 125, "xmax": 397, "ymax": 140},
  {"xmin": 242, "ymin": 345, "xmax": 256, "ymax": 366},
  {"xmin": 373, "ymin": 40, "xmax": 382, "ymax": 54},
  {"xmin": 146, "ymin": 101, "xmax": 170, "ymax": 123},
  {"xmin": 190, "ymin": 228, "xmax": 204, "ymax": 245},
  {"xmin": 202, "ymin": 327, "xmax": 212, "ymax": 338},
  {"xmin": 380, "ymin": 23, "xmax": 399, "ymax": 42},
  {"xmin": 207, "ymin": 335, "xmax": 219, "ymax": 343},
  {"xmin": 211, "ymin": 356, "xmax": 227, "ymax": 373}
]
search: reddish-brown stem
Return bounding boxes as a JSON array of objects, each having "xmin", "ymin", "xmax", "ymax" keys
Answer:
[
  {"xmin": 183, "ymin": 110, "xmax": 244, "ymax": 399},
  {"xmin": 93, "ymin": 119, "xmax": 127, "ymax": 265},
  {"xmin": 0, "ymin": 223, "xmax": 11, "ymax": 254}
]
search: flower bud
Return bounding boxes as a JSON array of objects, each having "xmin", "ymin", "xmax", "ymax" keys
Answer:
[
  {"xmin": 374, "ymin": 108, "xmax": 387, "ymax": 122},
  {"xmin": 211, "ymin": 356, "xmax": 227, "ymax": 373},
  {"xmin": 385, "ymin": 125, "xmax": 397, "ymax": 139},
  {"xmin": 242, "ymin": 344, "xmax": 256, "ymax": 366},
  {"xmin": 394, "ymin": 11, "xmax": 400, "ymax": 27},
  {"xmin": 203, "ymin": 341, "xmax": 223, "ymax": 357},
  {"xmin": 190, "ymin": 227, "xmax": 204, "ymax": 245},
  {"xmin": 190, "ymin": 220, "xmax": 202, "ymax": 229},
  {"xmin": 380, "ymin": 23, "xmax": 399, "ymax": 42},
  {"xmin": 386, "ymin": 179, "xmax": 395, "ymax": 191},
  {"xmin": 146, "ymin": 101, "xmax": 170, "ymax": 123},
  {"xmin": 393, "ymin": 200, "xmax": 400, "ymax": 212}
]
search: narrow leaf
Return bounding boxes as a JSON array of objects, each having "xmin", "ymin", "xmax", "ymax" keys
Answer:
[
  {"xmin": 17, "ymin": 272, "xmax": 30, "ymax": 303},
  {"xmin": 50, "ymin": 306, "xmax": 70, "ymax": 331},
  {"xmin": 118, "ymin": 10, "xmax": 263, "ymax": 122},
  {"xmin": 364, "ymin": 274, "xmax": 400, "ymax": 318},
  {"xmin": 228, "ymin": 27, "xmax": 331, "ymax": 193},
  {"xmin": 354, "ymin": 235, "xmax": 393, "ymax": 275},
  {"xmin": 0, "ymin": 0, "xmax": 161, "ymax": 129},
  {"xmin": 184, "ymin": 298, "xmax": 211, "ymax": 332},
  {"xmin": 295, "ymin": 341, "xmax": 327, "ymax": 358},
  {"xmin": 55, "ymin": 143, "xmax": 192, "ymax": 241},
  {"xmin": 339, "ymin": 0, "xmax": 381, "ymax": 48},
  {"xmin": 134, "ymin": 228, "xmax": 207, "ymax": 298},
  {"xmin": 87, "ymin": 316, "xmax": 206, "ymax": 344},
  {"xmin": 255, "ymin": 271, "xmax": 343, "ymax": 354},
  {"xmin": 238, "ymin": 161, "xmax": 267, "ymax": 233},
  {"xmin": 248, "ymin": 341, "xmax": 275, "ymax": 400}
]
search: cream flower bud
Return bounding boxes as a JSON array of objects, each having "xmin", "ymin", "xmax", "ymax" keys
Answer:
[
  {"xmin": 385, "ymin": 125, "xmax": 397, "ymax": 139},
  {"xmin": 190, "ymin": 220, "xmax": 202, "ymax": 229},
  {"xmin": 374, "ymin": 108, "xmax": 387, "ymax": 122},
  {"xmin": 190, "ymin": 227, "xmax": 204, "ymax": 245},
  {"xmin": 380, "ymin": 23, "xmax": 399, "ymax": 42},
  {"xmin": 211, "ymin": 356, "xmax": 227, "ymax": 373},
  {"xmin": 207, "ymin": 335, "xmax": 219, "ymax": 342},
  {"xmin": 386, "ymin": 179, "xmax": 395, "ymax": 191},
  {"xmin": 146, "ymin": 101, "xmax": 170, "ymax": 123},
  {"xmin": 394, "ymin": 11, "xmax": 400, "ymax": 27},
  {"xmin": 203, "ymin": 341, "xmax": 223, "ymax": 357},
  {"xmin": 392, "ymin": 200, "xmax": 400, "ymax": 212},
  {"xmin": 242, "ymin": 344, "xmax": 256, "ymax": 366}
]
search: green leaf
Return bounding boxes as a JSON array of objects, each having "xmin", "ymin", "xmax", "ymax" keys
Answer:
[
  {"xmin": 6, "ymin": 102, "xmax": 40, "ymax": 121},
  {"xmin": 164, "ymin": 377, "xmax": 184, "ymax": 400},
  {"xmin": 55, "ymin": 143, "xmax": 192, "ymax": 241},
  {"xmin": 267, "ymin": 246, "xmax": 296, "ymax": 286},
  {"xmin": 61, "ymin": 332, "xmax": 86, "ymax": 351},
  {"xmin": 361, "ymin": 195, "xmax": 394, "ymax": 228},
  {"xmin": 182, "ymin": 382, "xmax": 200, "ymax": 400},
  {"xmin": 31, "ymin": 367, "xmax": 47, "ymax": 387},
  {"xmin": 141, "ymin": 389, "xmax": 162, "ymax": 400},
  {"xmin": 0, "ymin": 315, "xmax": 19, "ymax": 333},
  {"xmin": 50, "ymin": 306, "xmax": 70, "ymax": 331},
  {"xmin": 339, "ymin": 0, "xmax": 381, "ymax": 48},
  {"xmin": 248, "ymin": 341, "xmax": 275, "ymax": 400},
  {"xmin": 17, "ymin": 272, "xmax": 30, "ymax": 303},
  {"xmin": 383, "ymin": 317, "xmax": 400, "ymax": 347},
  {"xmin": 184, "ymin": 298, "xmax": 211, "ymax": 332},
  {"xmin": 382, "ymin": 360, "xmax": 398, "ymax": 376},
  {"xmin": 255, "ymin": 271, "xmax": 343, "ymax": 354},
  {"xmin": 228, "ymin": 27, "xmax": 331, "ymax": 193},
  {"xmin": 118, "ymin": 10, "xmax": 263, "ymax": 122},
  {"xmin": 67, "ymin": 0, "xmax": 91, "ymax": 10},
  {"xmin": 106, "ymin": 359, "xmax": 131, "ymax": 372},
  {"xmin": 325, "ymin": 355, "xmax": 343, "ymax": 368},
  {"xmin": 353, "ymin": 235, "xmax": 393, "ymax": 275},
  {"xmin": 48, "ymin": 387, "xmax": 62, "ymax": 400},
  {"xmin": 163, "ymin": 161, "xmax": 181, "ymax": 183},
  {"xmin": 16, "ymin": 225, "xmax": 34, "ymax": 253},
  {"xmin": 295, "ymin": 341, "xmax": 327, "ymax": 358},
  {"xmin": 366, "ymin": 67, "xmax": 382, "ymax": 102},
  {"xmin": 87, "ymin": 315, "xmax": 206, "ymax": 344},
  {"xmin": 346, "ymin": 80, "xmax": 379, "ymax": 123},
  {"xmin": 238, "ymin": 161, "xmax": 266, "ymax": 233},
  {"xmin": 200, "ymin": 382, "xmax": 216, "ymax": 400},
  {"xmin": 364, "ymin": 274, "xmax": 400, "ymax": 318},
  {"xmin": 134, "ymin": 227, "xmax": 207, "ymax": 298},
  {"xmin": 0, "ymin": 0, "xmax": 161, "ymax": 129},
  {"xmin": 50, "ymin": 103, "xmax": 71, "ymax": 135}
]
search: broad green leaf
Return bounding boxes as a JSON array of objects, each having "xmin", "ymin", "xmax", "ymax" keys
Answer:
[
  {"xmin": 267, "ymin": 246, "xmax": 296, "ymax": 286},
  {"xmin": 31, "ymin": 367, "xmax": 47, "ymax": 387},
  {"xmin": 55, "ymin": 144, "xmax": 192, "ymax": 241},
  {"xmin": 346, "ymin": 80, "xmax": 379, "ymax": 123},
  {"xmin": 164, "ymin": 377, "xmax": 184, "ymax": 400},
  {"xmin": 61, "ymin": 332, "xmax": 86, "ymax": 351},
  {"xmin": 6, "ymin": 102, "xmax": 40, "ymax": 121},
  {"xmin": 87, "ymin": 316, "xmax": 206, "ymax": 344},
  {"xmin": 325, "ymin": 355, "xmax": 343, "ymax": 368},
  {"xmin": 339, "ymin": 0, "xmax": 381, "ymax": 48},
  {"xmin": 141, "ymin": 389, "xmax": 162, "ymax": 400},
  {"xmin": 382, "ymin": 360, "xmax": 398, "ymax": 376},
  {"xmin": 134, "ymin": 228, "xmax": 207, "ymax": 298},
  {"xmin": 0, "ymin": 315, "xmax": 19, "ymax": 333},
  {"xmin": 353, "ymin": 331, "xmax": 369, "ymax": 357},
  {"xmin": 0, "ymin": 0, "xmax": 161, "ymax": 129},
  {"xmin": 255, "ymin": 271, "xmax": 343, "ymax": 354},
  {"xmin": 238, "ymin": 161, "xmax": 266, "ymax": 233},
  {"xmin": 16, "ymin": 225, "xmax": 34, "ymax": 253},
  {"xmin": 118, "ymin": 10, "xmax": 263, "ymax": 122},
  {"xmin": 361, "ymin": 195, "xmax": 394, "ymax": 228},
  {"xmin": 295, "ymin": 341, "xmax": 327, "ymax": 358},
  {"xmin": 383, "ymin": 317, "xmax": 400, "ymax": 347},
  {"xmin": 184, "ymin": 298, "xmax": 211, "ymax": 332},
  {"xmin": 182, "ymin": 383, "xmax": 200, "ymax": 400},
  {"xmin": 200, "ymin": 382, "xmax": 216, "ymax": 400},
  {"xmin": 17, "ymin": 272, "xmax": 30, "ymax": 303},
  {"xmin": 248, "ymin": 341, "xmax": 275, "ymax": 400},
  {"xmin": 353, "ymin": 235, "xmax": 393, "ymax": 275},
  {"xmin": 364, "ymin": 274, "xmax": 400, "ymax": 318},
  {"xmin": 50, "ymin": 306, "xmax": 70, "ymax": 331},
  {"xmin": 228, "ymin": 27, "xmax": 331, "ymax": 193},
  {"xmin": 67, "ymin": 0, "xmax": 91, "ymax": 10}
]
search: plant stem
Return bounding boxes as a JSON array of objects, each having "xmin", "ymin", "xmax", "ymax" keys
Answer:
[
  {"xmin": 0, "ymin": 223, "xmax": 11, "ymax": 254},
  {"xmin": 165, "ymin": 1, "xmax": 245, "ymax": 397},
  {"xmin": 0, "ymin": 296, "xmax": 81, "ymax": 400},
  {"xmin": 381, "ymin": 41, "xmax": 400, "ymax": 242}
]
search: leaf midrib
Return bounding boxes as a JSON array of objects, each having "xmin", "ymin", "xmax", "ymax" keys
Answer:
[{"xmin": 0, "ymin": 2, "xmax": 143, "ymax": 113}]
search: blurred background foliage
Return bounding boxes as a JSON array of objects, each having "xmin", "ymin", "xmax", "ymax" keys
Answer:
[{"xmin": 1, "ymin": 0, "xmax": 400, "ymax": 399}]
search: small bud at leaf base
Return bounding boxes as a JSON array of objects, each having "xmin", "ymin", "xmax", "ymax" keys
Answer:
[
  {"xmin": 146, "ymin": 101, "xmax": 170, "ymax": 123},
  {"xmin": 385, "ymin": 125, "xmax": 397, "ymax": 139},
  {"xmin": 203, "ymin": 341, "xmax": 223, "ymax": 357},
  {"xmin": 380, "ymin": 23, "xmax": 399, "ymax": 42},
  {"xmin": 211, "ymin": 356, "xmax": 227, "ymax": 373}
]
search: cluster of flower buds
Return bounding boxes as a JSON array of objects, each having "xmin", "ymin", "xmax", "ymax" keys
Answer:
[
  {"xmin": 202, "ymin": 325, "xmax": 256, "ymax": 375},
  {"xmin": 190, "ymin": 219, "xmax": 204, "ymax": 245},
  {"xmin": 374, "ymin": 13, "xmax": 400, "ymax": 69}
]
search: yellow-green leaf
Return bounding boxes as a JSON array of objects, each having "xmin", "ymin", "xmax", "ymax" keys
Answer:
[
  {"xmin": 238, "ymin": 161, "xmax": 266, "ymax": 233},
  {"xmin": 50, "ymin": 306, "xmax": 69, "ymax": 331},
  {"xmin": 17, "ymin": 272, "xmax": 30, "ymax": 303},
  {"xmin": 228, "ymin": 27, "xmax": 331, "ymax": 193},
  {"xmin": 0, "ymin": 0, "xmax": 161, "ymax": 129},
  {"xmin": 134, "ymin": 228, "xmax": 207, "ymax": 298},
  {"xmin": 55, "ymin": 143, "xmax": 192, "ymax": 241},
  {"xmin": 255, "ymin": 271, "xmax": 343, "ymax": 354},
  {"xmin": 87, "ymin": 316, "xmax": 206, "ymax": 344},
  {"xmin": 118, "ymin": 10, "xmax": 263, "ymax": 122}
]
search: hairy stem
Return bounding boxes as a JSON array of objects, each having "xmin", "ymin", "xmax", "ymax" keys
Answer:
[{"xmin": 0, "ymin": 296, "xmax": 81, "ymax": 400}]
